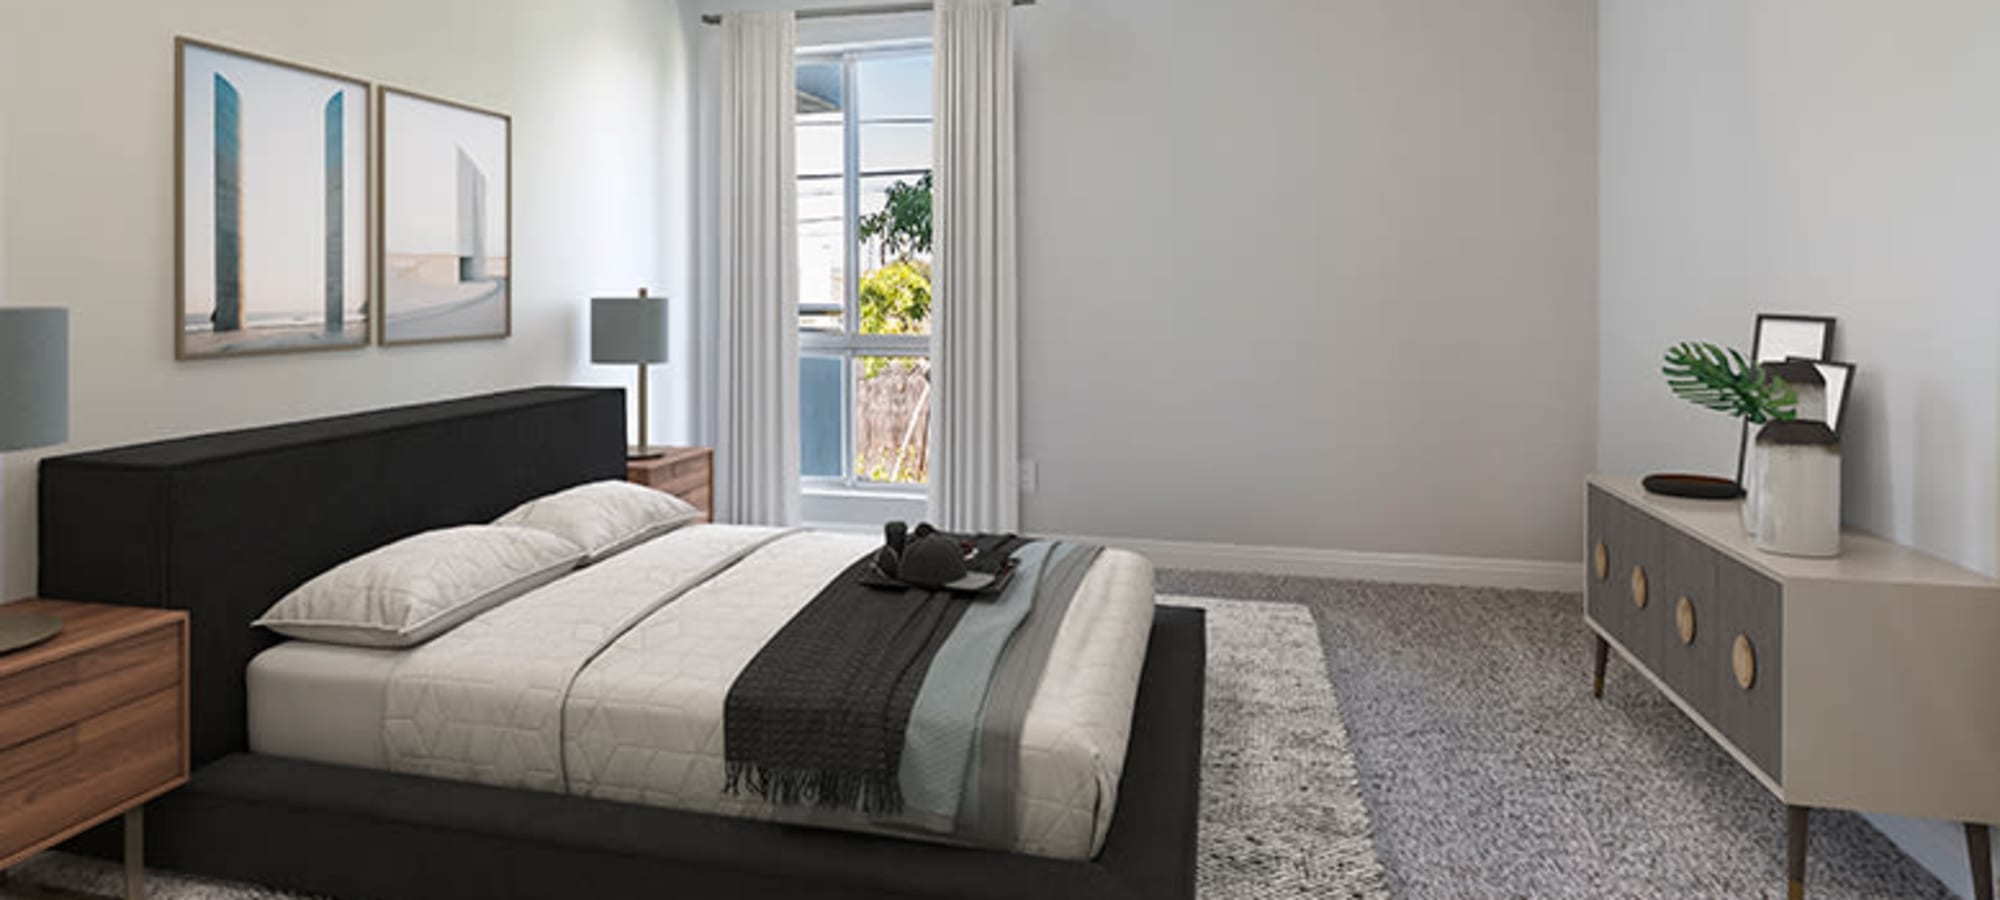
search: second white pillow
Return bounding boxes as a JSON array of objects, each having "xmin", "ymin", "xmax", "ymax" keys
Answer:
[{"xmin": 494, "ymin": 479, "xmax": 701, "ymax": 564}]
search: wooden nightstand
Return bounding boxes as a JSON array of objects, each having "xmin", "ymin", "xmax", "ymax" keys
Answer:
[
  {"xmin": 0, "ymin": 599, "xmax": 189, "ymax": 900},
  {"xmin": 627, "ymin": 446, "xmax": 714, "ymax": 522}
]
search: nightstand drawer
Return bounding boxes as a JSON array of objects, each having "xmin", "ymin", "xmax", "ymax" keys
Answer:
[
  {"xmin": 0, "ymin": 687, "xmax": 181, "ymax": 862},
  {"xmin": 0, "ymin": 626, "xmax": 181, "ymax": 749}
]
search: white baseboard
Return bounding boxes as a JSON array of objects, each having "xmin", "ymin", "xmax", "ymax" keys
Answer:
[
  {"xmin": 796, "ymin": 523, "xmax": 1582, "ymax": 592},
  {"xmin": 1047, "ymin": 533, "xmax": 1584, "ymax": 593}
]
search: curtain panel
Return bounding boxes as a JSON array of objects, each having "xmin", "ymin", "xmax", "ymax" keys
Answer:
[
  {"xmin": 928, "ymin": 0, "xmax": 1020, "ymax": 532},
  {"xmin": 716, "ymin": 12, "xmax": 802, "ymax": 526}
]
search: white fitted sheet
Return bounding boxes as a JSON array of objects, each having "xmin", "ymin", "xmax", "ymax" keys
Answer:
[{"xmin": 247, "ymin": 640, "xmax": 401, "ymax": 769}]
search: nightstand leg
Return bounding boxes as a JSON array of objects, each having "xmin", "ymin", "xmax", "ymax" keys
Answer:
[
  {"xmin": 122, "ymin": 807, "xmax": 143, "ymax": 900},
  {"xmin": 1967, "ymin": 823, "xmax": 1993, "ymax": 900},
  {"xmin": 1787, "ymin": 805, "xmax": 1810, "ymax": 900},
  {"xmin": 1591, "ymin": 635, "xmax": 1609, "ymax": 699}
]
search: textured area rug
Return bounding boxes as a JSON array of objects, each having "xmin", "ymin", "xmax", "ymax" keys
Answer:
[
  {"xmin": 1158, "ymin": 571, "xmax": 1959, "ymax": 900},
  {"xmin": 1170, "ymin": 596, "xmax": 1391, "ymax": 899},
  {"xmin": 3, "ymin": 597, "xmax": 1388, "ymax": 900}
]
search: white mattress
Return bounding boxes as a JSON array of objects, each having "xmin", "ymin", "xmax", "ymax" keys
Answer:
[{"xmin": 244, "ymin": 526, "xmax": 1155, "ymax": 860}]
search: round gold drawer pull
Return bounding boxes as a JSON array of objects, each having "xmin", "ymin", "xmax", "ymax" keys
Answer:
[
  {"xmin": 1733, "ymin": 635, "xmax": 1757, "ymax": 690},
  {"xmin": 1630, "ymin": 565, "xmax": 1648, "ymax": 609},
  {"xmin": 1676, "ymin": 597, "xmax": 1696, "ymax": 645},
  {"xmin": 1593, "ymin": 541, "xmax": 1609, "ymax": 581}
]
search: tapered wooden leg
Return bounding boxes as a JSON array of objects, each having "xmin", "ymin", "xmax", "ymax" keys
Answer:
[
  {"xmin": 1967, "ymin": 823, "xmax": 1993, "ymax": 900},
  {"xmin": 1591, "ymin": 635, "xmax": 1609, "ymax": 699},
  {"xmin": 1787, "ymin": 805, "xmax": 1810, "ymax": 900}
]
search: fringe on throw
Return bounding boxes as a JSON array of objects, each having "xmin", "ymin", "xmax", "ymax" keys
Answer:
[{"xmin": 725, "ymin": 761, "xmax": 906, "ymax": 815}]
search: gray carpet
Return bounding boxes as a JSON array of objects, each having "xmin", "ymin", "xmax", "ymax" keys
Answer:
[
  {"xmin": 3, "ymin": 595, "xmax": 1386, "ymax": 900},
  {"xmin": 1157, "ymin": 569, "xmax": 1957, "ymax": 900}
]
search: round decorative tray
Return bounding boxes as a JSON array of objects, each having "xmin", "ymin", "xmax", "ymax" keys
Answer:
[
  {"xmin": 0, "ymin": 612, "xmax": 63, "ymax": 655},
  {"xmin": 1642, "ymin": 473, "xmax": 1744, "ymax": 501}
]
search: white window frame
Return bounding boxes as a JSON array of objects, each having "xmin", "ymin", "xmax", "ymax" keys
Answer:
[{"xmin": 798, "ymin": 42, "xmax": 933, "ymax": 496}]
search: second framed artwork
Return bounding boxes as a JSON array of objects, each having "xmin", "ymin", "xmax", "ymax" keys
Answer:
[{"xmin": 378, "ymin": 88, "xmax": 512, "ymax": 345}]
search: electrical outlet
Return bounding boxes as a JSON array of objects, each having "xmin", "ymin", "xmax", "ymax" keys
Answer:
[{"xmin": 1020, "ymin": 459, "xmax": 1039, "ymax": 493}]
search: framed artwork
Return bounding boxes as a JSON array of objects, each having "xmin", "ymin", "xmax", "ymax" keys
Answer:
[
  {"xmin": 378, "ymin": 87, "xmax": 512, "ymax": 345},
  {"xmin": 1738, "ymin": 314, "xmax": 1837, "ymax": 482},
  {"xmin": 1751, "ymin": 313, "xmax": 1836, "ymax": 364},
  {"xmin": 176, "ymin": 38, "xmax": 372, "ymax": 359}
]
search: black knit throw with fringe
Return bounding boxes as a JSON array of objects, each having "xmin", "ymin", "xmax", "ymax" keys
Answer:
[{"xmin": 723, "ymin": 532, "xmax": 1027, "ymax": 815}]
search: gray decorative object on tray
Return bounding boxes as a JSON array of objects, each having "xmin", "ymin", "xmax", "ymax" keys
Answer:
[{"xmin": 0, "ymin": 612, "xmax": 63, "ymax": 654}]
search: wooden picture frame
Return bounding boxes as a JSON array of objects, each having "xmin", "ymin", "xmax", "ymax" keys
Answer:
[
  {"xmin": 175, "ymin": 37, "xmax": 373, "ymax": 360},
  {"xmin": 377, "ymin": 87, "xmax": 513, "ymax": 346}
]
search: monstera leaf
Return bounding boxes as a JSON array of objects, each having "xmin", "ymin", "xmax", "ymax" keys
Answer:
[{"xmin": 1662, "ymin": 342, "xmax": 1799, "ymax": 425}]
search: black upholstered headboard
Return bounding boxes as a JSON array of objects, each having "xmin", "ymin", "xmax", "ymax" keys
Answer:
[{"xmin": 38, "ymin": 387, "xmax": 627, "ymax": 767}]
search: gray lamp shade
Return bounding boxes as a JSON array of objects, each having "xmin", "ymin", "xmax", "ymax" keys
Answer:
[
  {"xmin": 0, "ymin": 307, "xmax": 68, "ymax": 452},
  {"xmin": 591, "ymin": 295, "xmax": 670, "ymax": 365}
]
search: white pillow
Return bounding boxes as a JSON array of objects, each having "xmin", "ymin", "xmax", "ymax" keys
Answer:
[
  {"xmin": 255, "ymin": 525, "xmax": 585, "ymax": 648},
  {"xmin": 493, "ymin": 479, "xmax": 701, "ymax": 563}
]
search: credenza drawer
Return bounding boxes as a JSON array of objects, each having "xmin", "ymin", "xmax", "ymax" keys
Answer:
[{"xmin": 1586, "ymin": 486, "xmax": 1783, "ymax": 780}]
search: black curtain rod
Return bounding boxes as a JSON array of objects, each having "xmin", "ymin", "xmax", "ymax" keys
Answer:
[{"xmin": 700, "ymin": 0, "xmax": 1034, "ymax": 26}]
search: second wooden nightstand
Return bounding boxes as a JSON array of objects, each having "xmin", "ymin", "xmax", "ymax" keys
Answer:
[
  {"xmin": 627, "ymin": 446, "xmax": 713, "ymax": 522},
  {"xmin": 0, "ymin": 599, "xmax": 189, "ymax": 900}
]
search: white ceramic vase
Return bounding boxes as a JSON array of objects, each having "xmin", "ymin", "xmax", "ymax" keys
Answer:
[
  {"xmin": 1740, "ymin": 441, "xmax": 1764, "ymax": 539},
  {"xmin": 1753, "ymin": 420, "xmax": 1841, "ymax": 558}
]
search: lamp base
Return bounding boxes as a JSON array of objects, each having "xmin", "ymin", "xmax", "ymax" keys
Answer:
[{"xmin": 628, "ymin": 446, "xmax": 666, "ymax": 461}]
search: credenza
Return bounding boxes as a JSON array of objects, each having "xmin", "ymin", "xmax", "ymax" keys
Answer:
[{"xmin": 1586, "ymin": 476, "xmax": 2000, "ymax": 900}]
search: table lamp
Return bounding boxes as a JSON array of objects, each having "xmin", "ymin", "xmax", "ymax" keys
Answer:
[
  {"xmin": 0, "ymin": 307, "xmax": 69, "ymax": 653},
  {"xmin": 591, "ymin": 289, "xmax": 670, "ymax": 460}
]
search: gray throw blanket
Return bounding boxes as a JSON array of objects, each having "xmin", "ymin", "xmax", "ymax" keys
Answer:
[
  {"xmin": 722, "ymin": 533, "xmax": 1028, "ymax": 814},
  {"xmin": 897, "ymin": 540, "xmax": 1103, "ymax": 836}
]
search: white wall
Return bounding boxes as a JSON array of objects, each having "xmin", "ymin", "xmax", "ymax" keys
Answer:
[
  {"xmin": 696, "ymin": 0, "xmax": 1601, "ymax": 565},
  {"xmin": 1598, "ymin": 2, "xmax": 2000, "ymax": 894},
  {"xmin": 0, "ymin": 0, "xmax": 698, "ymax": 599}
]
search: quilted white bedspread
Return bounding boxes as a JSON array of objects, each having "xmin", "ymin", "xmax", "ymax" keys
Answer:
[{"xmin": 379, "ymin": 526, "xmax": 1155, "ymax": 860}]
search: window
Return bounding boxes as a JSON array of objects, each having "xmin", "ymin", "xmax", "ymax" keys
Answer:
[{"xmin": 797, "ymin": 45, "xmax": 934, "ymax": 489}]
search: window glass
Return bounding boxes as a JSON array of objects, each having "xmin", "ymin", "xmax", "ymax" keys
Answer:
[
  {"xmin": 855, "ymin": 54, "xmax": 931, "ymax": 121},
  {"xmin": 800, "ymin": 355, "xmax": 846, "ymax": 478},
  {"xmin": 854, "ymin": 356, "xmax": 931, "ymax": 484},
  {"xmin": 796, "ymin": 48, "xmax": 934, "ymax": 487}
]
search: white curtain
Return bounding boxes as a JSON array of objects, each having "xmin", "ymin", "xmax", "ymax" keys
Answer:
[
  {"xmin": 928, "ymin": 0, "xmax": 1019, "ymax": 532},
  {"xmin": 716, "ymin": 12, "xmax": 802, "ymax": 526}
]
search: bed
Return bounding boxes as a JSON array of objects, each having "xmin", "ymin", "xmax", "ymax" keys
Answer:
[{"xmin": 38, "ymin": 387, "xmax": 1205, "ymax": 900}]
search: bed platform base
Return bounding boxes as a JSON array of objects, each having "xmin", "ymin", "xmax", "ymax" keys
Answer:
[{"xmin": 69, "ymin": 607, "xmax": 1201, "ymax": 900}]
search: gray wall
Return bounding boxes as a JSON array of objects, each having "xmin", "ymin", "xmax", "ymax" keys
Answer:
[
  {"xmin": 1598, "ymin": 1, "xmax": 2000, "ymax": 893},
  {"xmin": 700, "ymin": 0, "xmax": 1602, "ymax": 561},
  {"xmin": 1012, "ymin": 0, "xmax": 1597, "ymax": 561},
  {"xmin": 0, "ymin": 0, "xmax": 699, "ymax": 597}
]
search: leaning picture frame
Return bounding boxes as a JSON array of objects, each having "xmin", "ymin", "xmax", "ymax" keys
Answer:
[
  {"xmin": 1737, "ymin": 314, "xmax": 1837, "ymax": 484},
  {"xmin": 175, "ymin": 37, "xmax": 373, "ymax": 359},
  {"xmin": 1751, "ymin": 313, "xmax": 1836, "ymax": 365},
  {"xmin": 1788, "ymin": 357, "xmax": 1856, "ymax": 437}
]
